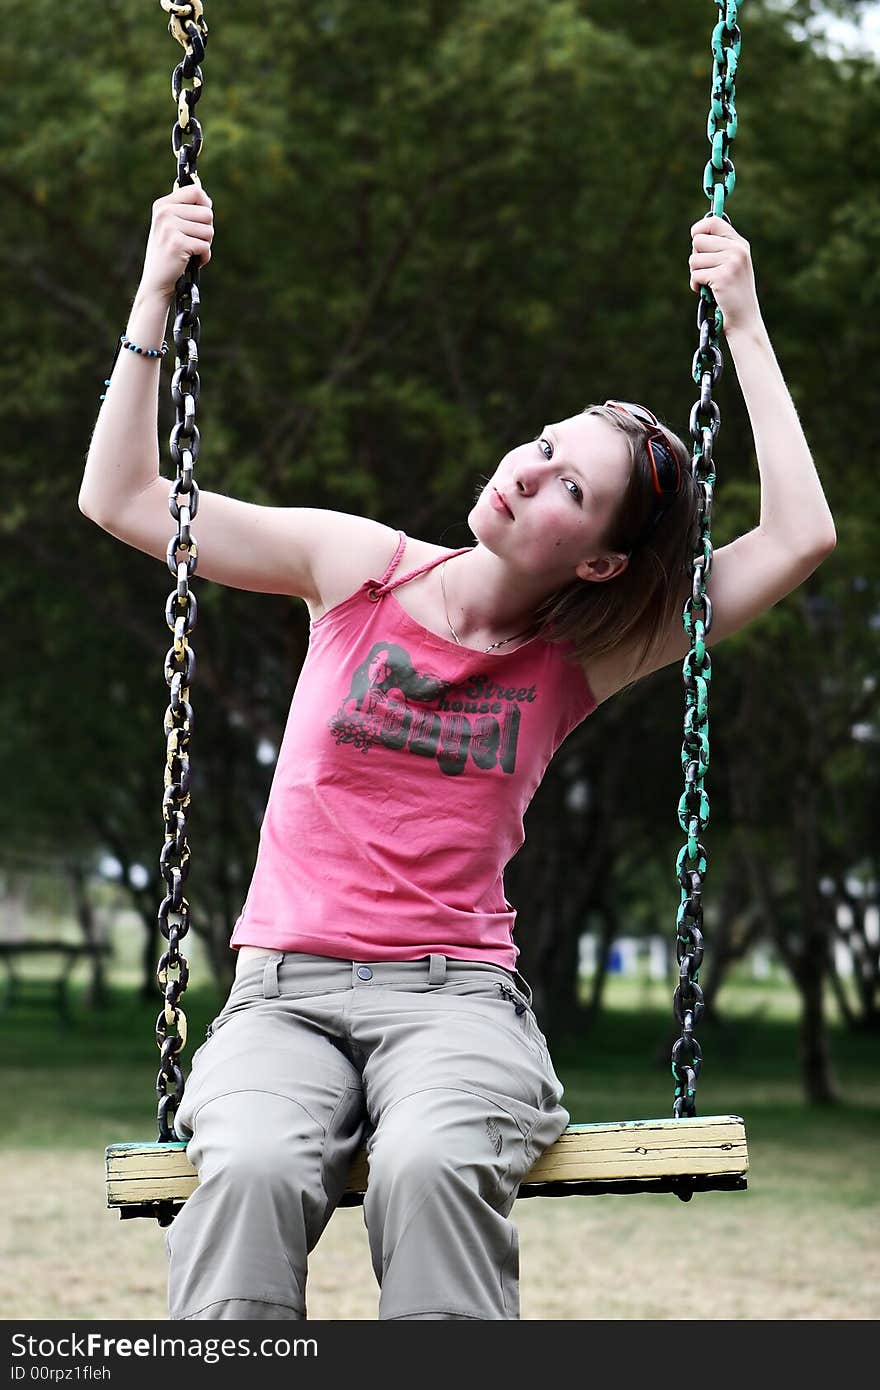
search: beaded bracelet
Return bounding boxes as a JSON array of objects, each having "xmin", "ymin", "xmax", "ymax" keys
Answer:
[{"xmin": 99, "ymin": 333, "xmax": 169, "ymax": 401}]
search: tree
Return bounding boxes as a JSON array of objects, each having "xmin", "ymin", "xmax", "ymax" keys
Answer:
[{"xmin": 0, "ymin": 3, "xmax": 876, "ymax": 1106}]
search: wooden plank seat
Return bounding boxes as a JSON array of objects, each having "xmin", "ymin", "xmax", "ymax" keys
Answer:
[{"xmin": 107, "ymin": 1114, "xmax": 748, "ymax": 1224}]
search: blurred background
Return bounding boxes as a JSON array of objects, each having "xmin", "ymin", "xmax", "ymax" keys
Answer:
[{"xmin": 0, "ymin": 0, "xmax": 877, "ymax": 1319}]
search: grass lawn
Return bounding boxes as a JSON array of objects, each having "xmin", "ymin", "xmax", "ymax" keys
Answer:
[{"xmin": 0, "ymin": 961, "xmax": 877, "ymax": 1319}]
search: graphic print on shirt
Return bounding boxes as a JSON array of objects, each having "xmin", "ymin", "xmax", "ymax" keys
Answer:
[{"xmin": 327, "ymin": 640, "xmax": 537, "ymax": 777}]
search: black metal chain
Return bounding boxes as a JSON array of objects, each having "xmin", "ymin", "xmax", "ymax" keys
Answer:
[
  {"xmin": 155, "ymin": 0, "xmax": 209, "ymax": 1144},
  {"xmin": 142, "ymin": 0, "xmax": 740, "ymax": 1164},
  {"xmin": 671, "ymin": 0, "xmax": 742, "ymax": 1147}
]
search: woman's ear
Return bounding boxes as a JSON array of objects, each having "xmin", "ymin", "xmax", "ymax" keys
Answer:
[{"xmin": 575, "ymin": 551, "xmax": 630, "ymax": 584}]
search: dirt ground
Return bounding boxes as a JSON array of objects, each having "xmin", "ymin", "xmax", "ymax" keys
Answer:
[{"xmin": 2, "ymin": 1151, "xmax": 877, "ymax": 1320}]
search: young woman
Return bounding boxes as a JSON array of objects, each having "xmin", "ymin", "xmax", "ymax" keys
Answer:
[{"xmin": 80, "ymin": 185, "xmax": 836, "ymax": 1320}]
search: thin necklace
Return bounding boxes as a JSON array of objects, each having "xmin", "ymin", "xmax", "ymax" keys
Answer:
[{"xmin": 439, "ymin": 560, "xmax": 535, "ymax": 653}]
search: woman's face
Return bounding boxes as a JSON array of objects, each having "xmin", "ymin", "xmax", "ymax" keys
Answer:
[{"xmin": 468, "ymin": 413, "xmax": 632, "ymax": 583}]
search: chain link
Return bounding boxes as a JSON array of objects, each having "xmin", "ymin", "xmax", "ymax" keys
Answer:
[
  {"xmin": 672, "ymin": 1, "xmax": 742, "ymax": 1143},
  {"xmin": 155, "ymin": 0, "xmax": 209, "ymax": 1144},
  {"xmin": 143, "ymin": 0, "xmax": 741, "ymax": 1156}
]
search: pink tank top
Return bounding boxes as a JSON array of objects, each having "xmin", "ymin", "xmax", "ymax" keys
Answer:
[{"xmin": 230, "ymin": 532, "xmax": 597, "ymax": 970}]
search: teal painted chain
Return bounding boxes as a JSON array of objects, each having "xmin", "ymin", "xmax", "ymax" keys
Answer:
[{"xmin": 671, "ymin": 1, "xmax": 742, "ymax": 1131}]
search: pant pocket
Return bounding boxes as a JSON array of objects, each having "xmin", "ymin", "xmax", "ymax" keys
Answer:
[{"xmin": 203, "ymin": 969, "xmax": 268, "ymax": 1039}]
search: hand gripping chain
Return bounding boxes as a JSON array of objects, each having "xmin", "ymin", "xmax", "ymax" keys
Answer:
[
  {"xmin": 155, "ymin": 0, "xmax": 209, "ymax": 1143},
  {"xmin": 671, "ymin": 2, "xmax": 742, "ymax": 1170}
]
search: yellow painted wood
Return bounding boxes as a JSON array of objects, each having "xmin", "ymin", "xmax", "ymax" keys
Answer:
[{"xmin": 106, "ymin": 1115, "xmax": 748, "ymax": 1209}]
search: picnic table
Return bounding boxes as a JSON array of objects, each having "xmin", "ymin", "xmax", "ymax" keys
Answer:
[{"xmin": 0, "ymin": 940, "xmax": 111, "ymax": 1022}]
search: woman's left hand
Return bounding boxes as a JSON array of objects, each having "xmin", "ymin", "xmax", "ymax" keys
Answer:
[{"xmin": 689, "ymin": 215, "xmax": 761, "ymax": 335}]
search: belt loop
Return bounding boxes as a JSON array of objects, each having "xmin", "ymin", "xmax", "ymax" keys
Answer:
[
  {"xmin": 262, "ymin": 951, "xmax": 284, "ymax": 999},
  {"xmin": 428, "ymin": 953, "xmax": 447, "ymax": 985},
  {"xmin": 512, "ymin": 968, "xmax": 533, "ymax": 1006}
]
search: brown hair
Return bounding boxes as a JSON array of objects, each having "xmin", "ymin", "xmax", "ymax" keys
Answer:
[{"xmin": 533, "ymin": 403, "xmax": 700, "ymax": 685}]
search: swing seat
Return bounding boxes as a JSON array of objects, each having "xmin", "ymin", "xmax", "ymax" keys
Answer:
[{"xmin": 106, "ymin": 1114, "xmax": 748, "ymax": 1224}]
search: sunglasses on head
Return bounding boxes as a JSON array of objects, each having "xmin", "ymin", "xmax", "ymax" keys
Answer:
[{"xmin": 603, "ymin": 400, "xmax": 683, "ymax": 548}]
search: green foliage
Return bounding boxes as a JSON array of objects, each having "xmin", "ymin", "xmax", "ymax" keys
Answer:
[
  {"xmin": 0, "ymin": 3, "xmax": 876, "ymax": 1049},
  {"xmin": 2, "ymin": 972, "xmax": 877, "ymax": 1160}
]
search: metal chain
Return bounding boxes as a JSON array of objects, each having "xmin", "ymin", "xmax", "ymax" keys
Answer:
[
  {"xmin": 155, "ymin": 0, "xmax": 209, "ymax": 1144},
  {"xmin": 144, "ymin": 0, "xmax": 739, "ymax": 1161},
  {"xmin": 671, "ymin": 1, "xmax": 742, "ymax": 1141}
]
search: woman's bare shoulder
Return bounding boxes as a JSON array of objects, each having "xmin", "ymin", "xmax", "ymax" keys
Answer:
[
  {"xmin": 307, "ymin": 521, "xmax": 445, "ymax": 621},
  {"xmin": 580, "ymin": 646, "xmax": 639, "ymax": 707}
]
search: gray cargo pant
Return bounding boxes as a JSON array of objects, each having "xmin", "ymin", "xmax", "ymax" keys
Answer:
[{"xmin": 165, "ymin": 949, "xmax": 569, "ymax": 1321}]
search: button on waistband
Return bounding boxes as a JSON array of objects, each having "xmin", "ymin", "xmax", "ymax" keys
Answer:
[{"xmin": 356, "ymin": 965, "xmax": 373, "ymax": 980}]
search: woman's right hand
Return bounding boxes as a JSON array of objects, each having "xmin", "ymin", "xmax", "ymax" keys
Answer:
[{"xmin": 139, "ymin": 182, "xmax": 214, "ymax": 301}]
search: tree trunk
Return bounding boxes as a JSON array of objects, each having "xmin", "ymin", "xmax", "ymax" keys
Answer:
[
  {"xmin": 731, "ymin": 654, "xmax": 840, "ymax": 1106},
  {"xmin": 67, "ymin": 860, "xmax": 106, "ymax": 1009},
  {"xmin": 826, "ymin": 953, "xmax": 858, "ymax": 1031},
  {"xmin": 204, "ymin": 912, "xmax": 236, "ymax": 996},
  {"xmin": 140, "ymin": 907, "xmax": 159, "ymax": 1006},
  {"xmin": 585, "ymin": 892, "xmax": 618, "ymax": 1027},
  {"xmin": 794, "ymin": 781, "xmax": 839, "ymax": 1104},
  {"xmin": 797, "ymin": 962, "xmax": 838, "ymax": 1104},
  {"xmin": 513, "ymin": 741, "xmax": 622, "ymax": 1036}
]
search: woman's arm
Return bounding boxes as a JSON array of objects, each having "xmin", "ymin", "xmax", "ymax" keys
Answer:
[
  {"xmin": 585, "ymin": 222, "xmax": 836, "ymax": 704},
  {"xmin": 717, "ymin": 315, "xmax": 834, "ymax": 547},
  {"xmin": 722, "ymin": 315, "xmax": 836, "ymax": 549},
  {"xmin": 79, "ymin": 191, "xmax": 399, "ymax": 602},
  {"xmin": 78, "ymin": 284, "xmax": 171, "ymax": 514},
  {"xmin": 687, "ymin": 214, "xmax": 835, "ymax": 550}
]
